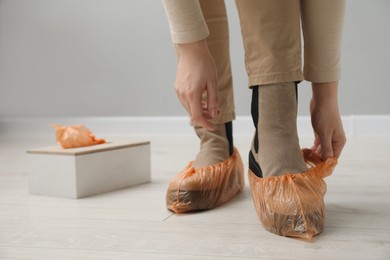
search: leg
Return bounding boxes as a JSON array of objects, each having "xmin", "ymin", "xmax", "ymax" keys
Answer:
[
  {"xmin": 236, "ymin": 0, "xmax": 336, "ymax": 239},
  {"xmin": 301, "ymin": 0, "xmax": 346, "ymax": 169},
  {"xmin": 199, "ymin": 0, "xmax": 235, "ymax": 125},
  {"xmin": 235, "ymin": 0, "xmax": 306, "ymax": 177},
  {"xmin": 249, "ymin": 82, "xmax": 307, "ymax": 178},
  {"xmin": 166, "ymin": 0, "xmax": 244, "ymax": 213},
  {"xmin": 235, "ymin": 0, "xmax": 303, "ymax": 86},
  {"xmin": 192, "ymin": 0, "xmax": 236, "ymax": 168}
]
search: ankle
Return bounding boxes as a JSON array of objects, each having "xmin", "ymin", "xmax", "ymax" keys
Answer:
[
  {"xmin": 193, "ymin": 122, "xmax": 234, "ymax": 168},
  {"xmin": 250, "ymin": 82, "xmax": 307, "ymax": 177}
]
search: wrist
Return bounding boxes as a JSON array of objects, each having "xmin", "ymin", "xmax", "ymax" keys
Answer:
[
  {"xmin": 176, "ymin": 39, "xmax": 209, "ymax": 55},
  {"xmin": 311, "ymin": 82, "xmax": 339, "ymax": 105}
]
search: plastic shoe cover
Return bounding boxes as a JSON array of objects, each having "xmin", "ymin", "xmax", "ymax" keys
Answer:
[
  {"xmin": 166, "ymin": 148, "xmax": 245, "ymax": 213},
  {"xmin": 52, "ymin": 124, "xmax": 105, "ymax": 149},
  {"xmin": 249, "ymin": 149, "xmax": 337, "ymax": 239}
]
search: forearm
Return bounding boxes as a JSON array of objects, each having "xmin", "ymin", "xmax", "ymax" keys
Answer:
[{"xmin": 162, "ymin": 0, "xmax": 209, "ymax": 43}]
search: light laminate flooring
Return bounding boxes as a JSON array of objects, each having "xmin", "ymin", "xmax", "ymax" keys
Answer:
[{"xmin": 0, "ymin": 134, "xmax": 389, "ymax": 260}]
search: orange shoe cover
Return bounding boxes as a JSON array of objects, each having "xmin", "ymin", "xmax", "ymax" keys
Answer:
[
  {"xmin": 249, "ymin": 149, "xmax": 337, "ymax": 239},
  {"xmin": 52, "ymin": 124, "xmax": 106, "ymax": 149},
  {"xmin": 166, "ymin": 148, "xmax": 245, "ymax": 213}
]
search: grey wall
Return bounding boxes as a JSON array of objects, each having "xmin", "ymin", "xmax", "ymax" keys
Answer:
[{"xmin": 0, "ymin": 0, "xmax": 389, "ymax": 118}]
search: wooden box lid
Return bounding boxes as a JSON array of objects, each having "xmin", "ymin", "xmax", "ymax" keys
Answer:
[{"xmin": 27, "ymin": 141, "xmax": 150, "ymax": 156}]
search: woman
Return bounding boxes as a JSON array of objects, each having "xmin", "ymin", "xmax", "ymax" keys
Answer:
[{"xmin": 163, "ymin": 0, "xmax": 346, "ymax": 238}]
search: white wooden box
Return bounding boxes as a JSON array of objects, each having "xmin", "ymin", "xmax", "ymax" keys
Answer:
[{"xmin": 27, "ymin": 141, "xmax": 151, "ymax": 199}]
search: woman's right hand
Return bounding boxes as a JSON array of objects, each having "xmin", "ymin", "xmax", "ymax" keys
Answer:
[{"xmin": 175, "ymin": 39, "xmax": 219, "ymax": 130}]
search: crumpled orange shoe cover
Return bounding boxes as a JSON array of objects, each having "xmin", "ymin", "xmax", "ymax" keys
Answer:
[
  {"xmin": 166, "ymin": 147, "xmax": 245, "ymax": 213},
  {"xmin": 249, "ymin": 149, "xmax": 337, "ymax": 239},
  {"xmin": 52, "ymin": 124, "xmax": 106, "ymax": 149}
]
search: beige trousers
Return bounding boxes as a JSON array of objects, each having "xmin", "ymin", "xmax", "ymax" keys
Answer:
[{"xmin": 165, "ymin": 0, "xmax": 345, "ymax": 124}]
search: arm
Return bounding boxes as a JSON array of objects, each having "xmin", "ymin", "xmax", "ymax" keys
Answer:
[
  {"xmin": 175, "ymin": 39, "xmax": 218, "ymax": 130},
  {"xmin": 301, "ymin": 0, "xmax": 347, "ymax": 159},
  {"xmin": 310, "ymin": 82, "xmax": 346, "ymax": 160},
  {"xmin": 163, "ymin": 0, "xmax": 218, "ymax": 130}
]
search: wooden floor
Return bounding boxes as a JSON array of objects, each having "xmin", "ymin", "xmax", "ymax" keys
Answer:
[{"xmin": 0, "ymin": 134, "xmax": 389, "ymax": 260}]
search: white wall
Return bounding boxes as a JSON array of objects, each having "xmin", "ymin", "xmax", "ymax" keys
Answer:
[{"xmin": 0, "ymin": 0, "xmax": 389, "ymax": 118}]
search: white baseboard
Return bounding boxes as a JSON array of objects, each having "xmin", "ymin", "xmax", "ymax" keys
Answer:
[{"xmin": 1, "ymin": 115, "xmax": 389, "ymax": 136}]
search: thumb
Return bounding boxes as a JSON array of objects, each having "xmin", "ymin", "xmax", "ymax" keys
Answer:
[
  {"xmin": 320, "ymin": 135, "xmax": 334, "ymax": 160},
  {"xmin": 311, "ymin": 133, "xmax": 320, "ymax": 151}
]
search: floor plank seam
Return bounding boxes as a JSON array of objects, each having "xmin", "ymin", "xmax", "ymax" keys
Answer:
[
  {"xmin": 0, "ymin": 245, "xmax": 270, "ymax": 259},
  {"xmin": 162, "ymin": 213, "xmax": 175, "ymax": 222},
  {"xmin": 325, "ymin": 226, "xmax": 390, "ymax": 231}
]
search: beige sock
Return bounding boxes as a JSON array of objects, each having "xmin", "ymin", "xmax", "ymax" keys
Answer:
[
  {"xmin": 193, "ymin": 123, "xmax": 231, "ymax": 169},
  {"xmin": 251, "ymin": 82, "xmax": 307, "ymax": 177}
]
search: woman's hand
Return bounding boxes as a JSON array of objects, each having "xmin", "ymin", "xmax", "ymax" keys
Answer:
[
  {"xmin": 175, "ymin": 39, "xmax": 219, "ymax": 130},
  {"xmin": 310, "ymin": 82, "xmax": 347, "ymax": 160}
]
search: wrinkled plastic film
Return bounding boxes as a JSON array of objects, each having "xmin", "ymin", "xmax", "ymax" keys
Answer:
[
  {"xmin": 166, "ymin": 148, "xmax": 245, "ymax": 213},
  {"xmin": 249, "ymin": 149, "xmax": 337, "ymax": 239},
  {"xmin": 52, "ymin": 124, "xmax": 106, "ymax": 149}
]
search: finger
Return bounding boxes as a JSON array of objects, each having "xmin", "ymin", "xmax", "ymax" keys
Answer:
[
  {"xmin": 179, "ymin": 98, "xmax": 193, "ymax": 118},
  {"xmin": 333, "ymin": 143, "xmax": 343, "ymax": 159},
  {"xmin": 189, "ymin": 91, "xmax": 215, "ymax": 131},
  {"xmin": 201, "ymin": 104, "xmax": 221, "ymax": 117},
  {"xmin": 315, "ymin": 144, "xmax": 322, "ymax": 157},
  {"xmin": 179, "ymin": 98, "xmax": 191, "ymax": 113},
  {"xmin": 332, "ymin": 135, "xmax": 347, "ymax": 159},
  {"xmin": 319, "ymin": 135, "xmax": 334, "ymax": 160},
  {"xmin": 175, "ymin": 86, "xmax": 194, "ymax": 118},
  {"xmin": 206, "ymin": 81, "xmax": 219, "ymax": 119},
  {"xmin": 311, "ymin": 143, "xmax": 319, "ymax": 152},
  {"xmin": 311, "ymin": 134, "xmax": 320, "ymax": 151},
  {"xmin": 193, "ymin": 112, "xmax": 215, "ymax": 130},
  {"xmin": 202, "ymin": 107, "xmax": 213, "ymax": 120}
]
